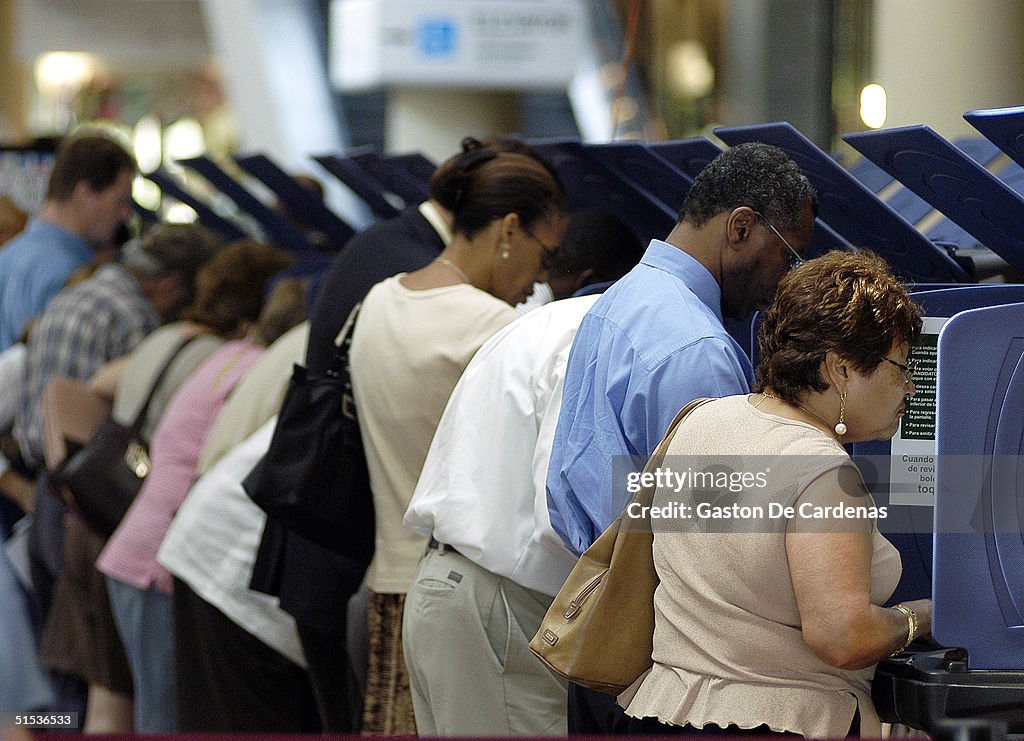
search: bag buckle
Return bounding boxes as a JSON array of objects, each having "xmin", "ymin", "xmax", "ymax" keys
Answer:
[
  {"xmin": 342, "ymin": 393, "xmax": 357, "ymax": 421},
  {"xmin": 125, "ymin": 442, "xmax": 151, "ymax": 479}
]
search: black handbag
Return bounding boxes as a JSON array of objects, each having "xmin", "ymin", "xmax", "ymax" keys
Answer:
[
  {"xmin": 51, "ymin": 333, "xmax": 203, "ymax": 538},
  {"xmin": 243, "ymin": 304, "xmax": 375, "ymax": 564}
]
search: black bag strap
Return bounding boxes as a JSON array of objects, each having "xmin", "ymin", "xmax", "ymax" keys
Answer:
[
  {"xmin": 330, "ymin": 303, "xmax": 362, "ymax": 420},
  {"xmin": 328, "ymin": 302, "xmax": 361, "ymax": 378},
  {"xmin": 127, "ymin": 332, "xmax": 208, "ymax": 431}
]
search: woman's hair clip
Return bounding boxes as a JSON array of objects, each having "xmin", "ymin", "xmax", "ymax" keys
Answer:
[{"xmin": 457, "ymin": 136, "xmax": 499, "ymax": 174}]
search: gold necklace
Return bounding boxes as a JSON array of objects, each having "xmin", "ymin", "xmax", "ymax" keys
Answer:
[
  {"xmin": 761, "ymin": 392, "xmax": 836, "ymax": 435},
  {"xmin": 436, "ymin": 258, "xmax": 471, "ymax": 284}
]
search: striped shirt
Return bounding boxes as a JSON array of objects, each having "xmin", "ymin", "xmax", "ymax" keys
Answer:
[{"xmin": 16, "ymin": 263, "xmax": 159, "ymax": 468}]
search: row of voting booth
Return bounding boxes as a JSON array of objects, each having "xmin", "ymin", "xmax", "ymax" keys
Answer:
[{"xmin": 140, "ymin": 105, "xmax": 1024, "ymax": 734}]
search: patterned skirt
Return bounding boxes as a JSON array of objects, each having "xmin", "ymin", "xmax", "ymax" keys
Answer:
[{"xmin": 361, "ymin": 590, "xmax": 416, "ymax": 735}]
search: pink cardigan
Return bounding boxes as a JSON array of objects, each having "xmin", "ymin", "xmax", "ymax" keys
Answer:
[{"xmin": 97, "ymin": 339, "xmax": 264, "ymax": 595}]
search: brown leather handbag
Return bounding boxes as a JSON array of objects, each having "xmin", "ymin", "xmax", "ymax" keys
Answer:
[{"xmin": 529, "ymin": 397, "xmax": 713, "ymax": 695}]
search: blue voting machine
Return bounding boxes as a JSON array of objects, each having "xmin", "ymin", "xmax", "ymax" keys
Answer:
[
  {"xmin": 843, "ymin": 125, "xmax": 1024, "ymax": 275},
  {"xmin": 849, "ymin": 285, "xmax": 1024, "ymax": 607},
  {"xmin": 934, "ymin": 300, "xmax": 1024, "ymax": 669},
  {"xmin": 146, "ymin": 169, "xmax": 248, "ymax": 242},
  {"xmin": 873, "ymin": 300, "xmax": 1024, "ymax": 733},
  {"xmin": 233, "ymin": 153, "xmax": 356, "ymax": 249},
  {"xmin": 178, "ymin": 155, "xmax": 317, "ymax": 254},
  {"xmin": 713, "ymin": 122, "xmax": 970, "ymax": 284},
  {"xmin": 313, "ymin": 153, "xmax": 402, "ymax": 221}
]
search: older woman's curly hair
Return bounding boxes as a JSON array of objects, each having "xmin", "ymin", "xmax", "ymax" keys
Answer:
[{"xmin": 755, "ymin": 250, "xmax": 922, "ymax": 404}]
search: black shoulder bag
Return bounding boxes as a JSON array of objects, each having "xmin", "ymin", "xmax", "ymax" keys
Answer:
[
  {"xmin": 52, "ymin": 333, "xmax": 204, "ymax": 538},
  {"xmin": 243, "ymin": 304, "xmax": 375, "ymax": 565}
]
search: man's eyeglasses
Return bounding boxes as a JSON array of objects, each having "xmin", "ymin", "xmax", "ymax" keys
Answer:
[
  {"xmin": 881, "ymin": 356, "xmax": 917, "ymax": 384},
  {"xmin": 521, "ymin": 225, "xmax": 559, "ymax": 271},
  {"xmin": 753, "ymin": 211, "xmax": 804, "ymax": 269}
]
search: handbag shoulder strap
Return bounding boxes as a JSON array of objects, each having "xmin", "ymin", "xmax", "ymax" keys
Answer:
[
  {"xmin": 328, "ymin": 302, "xmax": 362, "ymax": 378},
  {"xmin": 634, "ymin": 397, "xmax": 715, "ymax": 509},
  {"xmin": 127, "ymin": 332, "xmax": 208, "ymax": 430}
]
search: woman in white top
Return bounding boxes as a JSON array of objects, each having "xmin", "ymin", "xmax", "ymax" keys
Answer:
[
  {"xmin": 620, "ymin": 250, "xmax": 932, "ymax": 737},
  {"xmin": 350, "ymin": 137, "xmax": 567, "ymax": 735}
]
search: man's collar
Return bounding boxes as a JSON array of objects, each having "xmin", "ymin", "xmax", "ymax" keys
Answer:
[{"xmin": 418, "ymin": 201, "xmax": 453, "ymax": 246}]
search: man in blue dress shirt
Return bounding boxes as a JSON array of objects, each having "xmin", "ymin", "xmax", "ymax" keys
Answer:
[
  {"xmin": 0, "ymin": 133, "xmax": 135, "ymax": 351},
  {"xmin": 545, "ymin": 142, "xmax": 818, "ymax": 733}
]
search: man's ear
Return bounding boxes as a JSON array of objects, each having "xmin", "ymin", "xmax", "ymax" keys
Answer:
[
  {"xmin": 70, "ymin": 179, "xmax": 94, "ymax": 204},
  {"xmin": 573, "ymin": 267, "xmax": 596, "ymax": 293},
  {"xmin": 726, "ymin": 206, "xmax": 756, "ymax": 247}
]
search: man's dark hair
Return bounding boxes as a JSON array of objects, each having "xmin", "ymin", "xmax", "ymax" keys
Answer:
[
  {"xmin": 679, "ymin": 142, "xmax": 817, "ymax": 232},
  {"xmin": 549, "ymin": 208, "xmax": 644, "ymax": 283},
  {"xmin": 46, "ymin": 133, "xmax": 136, "ymax": 201}
]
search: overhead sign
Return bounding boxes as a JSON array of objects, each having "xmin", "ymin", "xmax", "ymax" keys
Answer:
[{"xmin": 330, "ymin": 0, "xmax": 585, "ymax": 91}]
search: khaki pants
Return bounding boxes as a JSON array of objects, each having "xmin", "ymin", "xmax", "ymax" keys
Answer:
[{"xmin": 402, "ymin": 546, "xmax": 567, "ymax": 736}]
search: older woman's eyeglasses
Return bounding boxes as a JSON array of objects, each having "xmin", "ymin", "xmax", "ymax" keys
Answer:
[
  {"xmin": 881, "ymin": 356, "xmax": 916, "ymax": 384},
  {"xmin": 753, "ymin": 211, "xmax": 804, "ymax": 269},
  {"xmin": 520, "ymin": 225, "xmax": 559, "ymax": 271}
]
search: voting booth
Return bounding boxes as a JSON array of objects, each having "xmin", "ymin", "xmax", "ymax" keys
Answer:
[{"xmin": 872, "ymin": 301, "xmax": 1024, "ymax": 732}]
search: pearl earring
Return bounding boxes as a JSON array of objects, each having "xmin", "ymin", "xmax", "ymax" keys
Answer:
[
  {"xmin": 500, "ymin": 241, "xmax": 511, "ymax": 260},
  {"xmin": 834, "ymin": 391, "xmax": 847, "ymax": 436}
]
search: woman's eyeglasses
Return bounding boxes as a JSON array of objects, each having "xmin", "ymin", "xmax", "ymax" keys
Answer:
[
  {"xmin": 881, "ymin": 356, "xmax": 917, "ymax": 384},
  {"xmin": 520, "ymin": 226, "xmax": 559, "ymax": 270},
  {"xmin": 753, "ymin": 211, "xmax": 804, "ymax": 270}
]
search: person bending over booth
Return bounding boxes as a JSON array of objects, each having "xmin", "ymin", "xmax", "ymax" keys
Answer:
[{"xmin": 619, "ymin": 251, "xmax": 932, "ymax": 737}]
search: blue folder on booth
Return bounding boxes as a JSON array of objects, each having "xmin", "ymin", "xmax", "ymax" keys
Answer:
[
  {"xmin": 146, "ymin": 169, "xmax": 248, "ymax": 242},
  {"xmin": 965, "ymin": 105, "xmax": 1024, "ymax": 171},
  {"xmin": 313, "ymin": 153, "xmax": 402, "ymax": 221},
  {"xmin": 648, "ymin": 136, "xmax": 723, "ymax": 180},
  {"xmin": 178, "ymin": 155, "xmax": 319, "ymax": 255},
  {"xmin": 347, "ymin": 147, "xmax": 431, "ymax": 206}
]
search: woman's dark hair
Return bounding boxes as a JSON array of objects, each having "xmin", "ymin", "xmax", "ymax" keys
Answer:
[
  {"xmin": 181, "ymin": 239, "xmax": 294, "ymax": 337},
  {"xmin": 428, "ymin": 137, "xmax": 566, "ymax": 238},
  {"xmin": 254, "ymin": 277, "xmax": 309, "ymax": 346},
  {"xmin": 756, "ymin": 250, "xmax": 922, "ymax": 403}
]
